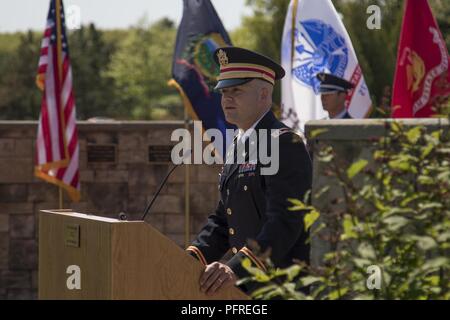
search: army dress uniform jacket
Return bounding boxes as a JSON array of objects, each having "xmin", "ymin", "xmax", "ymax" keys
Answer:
[{"xmin": 187, "ymin": 111, "xmax": 313, "ymax": 287}]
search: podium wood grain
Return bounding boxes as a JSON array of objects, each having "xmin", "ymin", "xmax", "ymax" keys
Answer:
[{"xmin": 39, "ymin": 210, "xmax": 248, "ymax": 300}]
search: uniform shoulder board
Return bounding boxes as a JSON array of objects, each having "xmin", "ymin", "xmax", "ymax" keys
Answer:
[
  {"xmin": 271, "ymin": 127, "xmax": 292, "ymax": 138},
  {"xmin": 271, "ymin": 128, "xmax": 307, "ymax": 144}
]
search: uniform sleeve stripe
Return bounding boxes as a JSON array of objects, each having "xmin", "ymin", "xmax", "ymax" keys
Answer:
[
  {"xmin": 186, "ymin": 246, "xmax": 207, "ymax": 266},
  {"xmin": 240, "ymin": 247, "xmax": 267, "ymax": 272}
]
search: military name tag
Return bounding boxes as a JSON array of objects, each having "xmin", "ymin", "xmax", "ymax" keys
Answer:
[{"xmin": 65, "ymin": 224, "xmax": 80, "ymax": 248}]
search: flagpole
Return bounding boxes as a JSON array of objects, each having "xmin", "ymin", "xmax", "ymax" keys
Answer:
[
  {"xmin": 59, "ymin": 187, "xmax": 63, "ymax": 209},
  {"xmin": 55, "ymin": 0, "xmax": 68, "ymax": 208},
  {"xmin": 184, "ymin": 108, "xmax": 191, "ymax": 248},
  {"xmin": 291, "ymin": 0, "xmax": 299, "ymax": 62},
  {"xmin": 56, "ymin": 0, "xmax": 64, "ymax": 210}
]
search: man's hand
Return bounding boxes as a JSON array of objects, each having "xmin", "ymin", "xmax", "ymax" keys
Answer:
[{"xmin": 200, "ymin": 262, "xmax": 238, "ymax": 295}]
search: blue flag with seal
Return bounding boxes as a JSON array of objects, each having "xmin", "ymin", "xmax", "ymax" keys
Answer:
[{"xmin": 169, "ymin": 0, "xmax": 236, "ymax": 161}]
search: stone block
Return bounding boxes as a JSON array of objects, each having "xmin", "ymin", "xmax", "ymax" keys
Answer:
[
  {"xmin": 79, "ymin": 149, "xmax": 88, "ymax": 170},
  {"xmin": 93, "ymin": 170, "xmax": 128, "ymax": 183},
  {"xmin": 0, "ymin": 158, "xmax": 33, "ymax": 183},
  {"xmin": 9, "ymin": 239, "xmax": 38, "ymax": 270},
  {"xmin": 147, "ymin": 129, "xmax": 177, "ymax": 145},
  {"xmin": 10, "ymin": 215, "xmax": 35, "ymax": 239},
  {"xmin": 27, "ymin": 183, "xmax": 57, "ymax": 202},
  {"xmin": 146, "ymin": 214, "xmax": 165, "ymax": 232},
  {"xmin": 128, "ymin": 164, "xmax": 158, "ymax": 188},
  {"xmin": 151, "ymin": 195, "xmax": 182, "ymax": 215},
  {"xmin": 0, "ymin": 203, "xmax": 33, "ymax": 215},
  {"xmin": 166, "ymin": 184, "xmax": 184, "ymax": 196},
  {"xmin": 84, "ymin": 132, "xmax": 118, "ymax": 145},
  {"xmin": 85, "ymin": 183, "xmax": 128, "ymax": 215},
  {"xmin": 166, "ymin": 233, "xmax": 186, "ymax": 248},
  {"xmin": 79, "ymin": 170, "xmax": 94, "ymax": 182},
  {"xmin": 0, "ymin": 214, "xmax": 9, "ymax": 232},
  {"xmin": 192, "ymin": 215, "xmax": 209, "ymax": 234},
  {"xmin": 0, "ymin": 232, "xmax": 8, "ymax": 269},
  {"xmin": 14, "ymin": 139, "xmax": 33, "ymax": 157},
  {"xmin": 3, "ymin": 271, "xmax": 31, "ymax": 289},
  {"xmin": 167, "ymin": 165, "xmax": 186, "ymax": 184},
  {"xmin": 117, "ymin": 148, "xmax": 147, "ymax": 164},
  {"xmin": 195, "ymin": 164, "xmax": 221, "ymax": 184},
  {"xmin": 31, "ymin": 270, "xmax": 38, "ymax": 289},
  {"xmin": 118, "ymin": 132, "xmax": 147, "ymax": 151},
  {"xmin": 0, "ymin": 184, "xmax": 28, "ymax": 202},
  {"xmin": 33, "ymin": 202, "xmax": 60, "ymax": 215},
  {"xmin": 6, "ymin": 288, "xmax": 36, "ymax": 300},
  {"xmin": 78, "ymin": 139, "xmax": 87, "ymax": 152},
  {"xmin": 70, "ymin": 202, "xmax": 93, "ymax": 214},
  {"xmin": 190, "ymin": 184, "xmax": 218, "ymax": 214},
  {"xmin": 164, "ymin": 214, "xmax": 187, "ymax": 234},
  {"xmin": 0, "ymin": 139, "xmax": 15, "ymax": 157},
  {"xmin": 126, "ymin": 193, "xmax": 147, "ymax": 216},
  {"xmin": 0, "ymin": 126, "xmax": 36, "ymax": 139}
]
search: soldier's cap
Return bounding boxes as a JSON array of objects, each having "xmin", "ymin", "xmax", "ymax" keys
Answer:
[
  {"xmin": 213, "ymin": 47, "xmax": 285, "ymax": 90},
  {"xmin": 316, "ymin": 72, "xmax": 354, "ymax": 94}
]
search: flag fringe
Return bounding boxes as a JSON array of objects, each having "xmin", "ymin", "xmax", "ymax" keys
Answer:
[{"xmin": 35, "ymin": 168, "xmax": 80, "ymax": 202}]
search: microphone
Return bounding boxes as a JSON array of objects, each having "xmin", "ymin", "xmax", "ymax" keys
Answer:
[
  {"xmin": 141, "ymin": 149, "xmax": 191, "ymax": 221},
  {"xmin": 118, "ymin": 212, "xmax": 127, "ymax": 221}
]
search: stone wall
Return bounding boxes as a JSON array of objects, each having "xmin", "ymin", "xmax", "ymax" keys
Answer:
[{"xmin": 0, "ymin": 121, "xmax": 221, "ymax": 299}]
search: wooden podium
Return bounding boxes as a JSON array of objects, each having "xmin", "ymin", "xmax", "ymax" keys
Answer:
[{"xmin": 38, "ymin": 210, "xmax": 248, "ymax": 300}]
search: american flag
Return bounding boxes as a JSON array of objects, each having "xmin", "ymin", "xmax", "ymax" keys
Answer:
[{"xmin": 35, "ymin": 0, "xmax": 80, "ymax": 202}]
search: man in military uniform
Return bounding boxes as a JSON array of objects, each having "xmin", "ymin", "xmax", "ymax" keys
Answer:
[
  {"xmin": 316, "ymin": 72, "xmax": 355, "ymax": 119},
  {"xmin": 186, "ymin": 47, "xmax": 313, "ymax": 295}
]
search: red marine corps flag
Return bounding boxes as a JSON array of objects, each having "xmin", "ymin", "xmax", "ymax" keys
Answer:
[
  {"xmin": 392, "ymin": 0, "xmax": 450, "ymax": 118},
  {"xmin": 35, "ymin": 0, "xmax": 80, "ymax": 202}
]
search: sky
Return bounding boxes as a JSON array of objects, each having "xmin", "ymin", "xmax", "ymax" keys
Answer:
[{"xmin": 0, "ymin": 0, "xmax": 252, "ymax": 33}]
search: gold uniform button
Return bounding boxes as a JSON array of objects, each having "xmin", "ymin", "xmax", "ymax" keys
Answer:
[
  {"xmin": 226, "ymin": 208, "xmax": 232, "ymax": 215},
  {"xmin": 232, "ymin": 247, "xmax": 238, "ymax": 254},
  {"xmin": 229, "ymin": 228, "xmax": 235, "ymax": 235},
  {"xmin": 244, "ymin": 185, "xmax": 248, "ymax": 191}
]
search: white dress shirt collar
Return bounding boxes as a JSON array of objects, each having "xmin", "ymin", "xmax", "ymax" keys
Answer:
[
  {"xmin": 236, "ymin": 109, "xmax": 270, "ymax": 143},
  {"xmin": 334, "ymin": 109, "xmax": 348, "ymax": 119}
]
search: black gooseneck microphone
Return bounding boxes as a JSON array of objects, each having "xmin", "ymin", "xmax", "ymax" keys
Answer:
[{"xmin": 141, "ymin": 149, "xmax": 191, "ymax": 221}]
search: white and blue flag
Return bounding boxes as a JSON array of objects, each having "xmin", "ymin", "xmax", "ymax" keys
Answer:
[{"xmin": 281, "ymin": 0, "xmax": 372, "ymax": 131}]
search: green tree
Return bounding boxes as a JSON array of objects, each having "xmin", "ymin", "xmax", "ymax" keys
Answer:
[
  {"xmin": 106, "ymin": 17, "xmax": 182, "ymax": 120},
  {"xmin": 0, "ymin": 31, "xmax": 41, "ymax": 120},
  {"xmin": 68, "ymin": 23, "xmax": 117, "ymax": 120},
  {"xmin": 431, "ymin": 0, "xmax": 450, "ymax": 49}
]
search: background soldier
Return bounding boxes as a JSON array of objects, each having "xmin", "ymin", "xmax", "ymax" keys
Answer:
[{"xmin": 316, "ymin": 72, "xmax": 355, "ymax": 119}]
